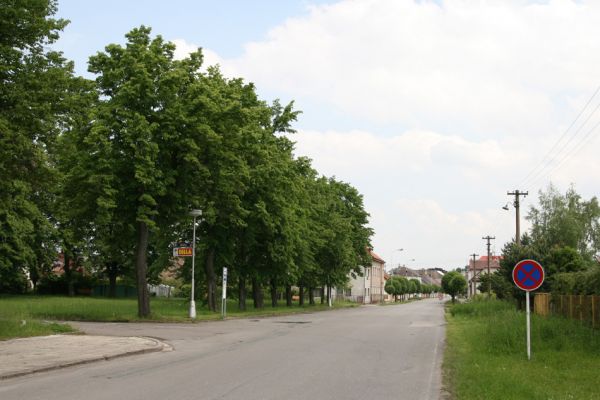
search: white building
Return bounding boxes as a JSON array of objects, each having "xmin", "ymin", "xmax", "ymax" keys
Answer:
[{"xmin": 342, "ymin": 249, "xmax": 385, "ymax": 304}]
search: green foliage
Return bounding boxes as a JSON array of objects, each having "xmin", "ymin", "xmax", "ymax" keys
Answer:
[
  {"xmin": 385, "ymin": 275, "xmax": 409, "ymax": 300},
  {"xmin": 0, "ymin": 3, "xmax": 374, "ymax": 310},
  {"xmin": 544, "ymin": 245, "xmax": 590, "ymax": 275},
  {"xmin": 442, "ymin": 270, "xmax": 467, "ymax": 303},
  {"xmin": 528, "ymin": 185, "xmax": 600, "ymax": 258},
  {"xmin": 409, "ymin": 278, "xmax": 421, "ymax": 294},
  {"xmin": 477, "ymin": 272, "xmax": 514, "ymax": 300},
  {"xmin": 551, "ymin": 266, "xmax": 600, "ymax": 295},
  {"xmin": 0, "ymin": 0, "xmax": 78, "ymax": 293}
]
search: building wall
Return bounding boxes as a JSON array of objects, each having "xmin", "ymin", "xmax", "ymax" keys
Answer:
[
  {"xmin": 346, "ymin": 266, "xmax": 368, "ymax": 303},
  {"xmin": 468, "ymin": 257, "xmax": 501, "ymax": 296},
  {"xmin": 370, "ymin": 260, "xmax": 385, "ymax": 303}
]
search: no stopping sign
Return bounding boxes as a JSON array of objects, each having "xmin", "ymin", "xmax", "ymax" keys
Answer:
[{"xmin": 512, "ymin": 259, "xmax": 544, "ymax": 291}]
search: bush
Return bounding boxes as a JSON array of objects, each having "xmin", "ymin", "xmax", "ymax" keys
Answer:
[
  {"xmin": 37, "ymin": 273, "xmax": 98, "ymax": 295},
  {"xmin": 37, "ymin": 274, "xmax": 67, "ymax": 295},
  {"xmin": 551, "ymin": 267, "xmax": 600, "ymax": 295},
  {"xmin": 0, "ymin": 267, "xmax": 28, "ymax": 294}
]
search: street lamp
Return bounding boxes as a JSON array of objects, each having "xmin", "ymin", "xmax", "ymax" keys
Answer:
[
  {"xmin": 189, "ymin": 209, "xmax": 202, "ymax": 319},
  {"xmin": 388, "ymin": 248, "xmax": 403, "ymax": 273}
]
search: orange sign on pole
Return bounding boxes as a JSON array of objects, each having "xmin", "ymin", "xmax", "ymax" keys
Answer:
[{"xmin": 173, "ymin": 247, "xmax": 193, "ymax": 257}]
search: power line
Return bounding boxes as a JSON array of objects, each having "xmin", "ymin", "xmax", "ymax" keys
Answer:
[
  {"xmin": 520, "ymin": 85, "xmax": 600, "ymax": 188},
  {"xmin": 529, "ymin": 116, "xmax": 600, "ymax": 188}
]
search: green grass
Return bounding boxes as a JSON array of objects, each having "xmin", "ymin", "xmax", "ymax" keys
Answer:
[
  {"xmin": 444, "ymin": 299, "xmax": 600, "ymax": 400},
  {"xmin": 0, "ymin": 319, "xmax": 75, "ymax": 341},
  {"xmin": 0, "ymin": 295, "xmax": 359, "ymax": 340}
]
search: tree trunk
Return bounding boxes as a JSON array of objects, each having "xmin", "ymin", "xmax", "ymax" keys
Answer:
[
  {"xmin": 135, "ymin": 221, "xmax": 150, "ymax": 317},
  {"xmin": 64, "ymin": 251, "xmax": 76, "ymax": 297},
  {"xmin": 108, "ymin": 271, "xmax": 117, "ymax": 298},
  {"xmin": 107, "ymin": 262, "xmax": 118, "ymax": 298},
  {"xmin": 205, "ymin": 248, "xmax": 217, "ymax": 312},
  {"xmin": 320, "ymin": 287, "xmax": 325, "ymax": 304},
  {"xmin": 270, "ymin": 278, "xmax": 277, "ymax": 308},
  {"xmin": 299, "ymin": 284, "xmax": 304, "ymax": 306},
  {"xmin": 285, "ymin": 285, "xmax": 292, "ymax": 307},
  {"xmin": 309, "ymin": 286, "xmax": 315, "ymax": 305},
  {"xmin": 238, "ymin": 276, "xmax": 246, "ymax": 311},
  {"xmin": 252, "ymin": 277, "xmax": 263, "ymax": 309},
  {"xmin": 327, "ymin": 285, "xmax": 332, "ymax": 305}
]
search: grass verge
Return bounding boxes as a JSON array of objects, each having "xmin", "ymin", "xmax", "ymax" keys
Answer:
[
  {"xmin": 443, "ymin": 299, "xmax": 600, "ymax": 400},
  {"xmin": 0, "ymin": 295, "xmax": 359, "ymax": 340}
]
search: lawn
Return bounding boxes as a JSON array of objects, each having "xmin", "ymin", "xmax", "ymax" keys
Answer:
[
  {"xmin": 443, "ymin": 299, "xmax": 600, "ymax": 400},
  {"xmin": 0, "ymin": 295, "xmax": 358, "ymax": 340}
]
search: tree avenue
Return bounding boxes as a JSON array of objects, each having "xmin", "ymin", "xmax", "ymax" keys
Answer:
[{"xmin": 0, "ymin": 2, "xmax": 374, "ymax": 317}]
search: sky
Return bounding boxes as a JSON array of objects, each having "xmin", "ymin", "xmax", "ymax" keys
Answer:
[{"xmin": 52, "ymin": 0, "xmax": 600, "ymax": 270}]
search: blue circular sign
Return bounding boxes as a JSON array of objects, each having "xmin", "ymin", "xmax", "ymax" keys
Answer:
[{"xmin": 512, "ymin": 259, "xmax": 544, "ymax": 291}]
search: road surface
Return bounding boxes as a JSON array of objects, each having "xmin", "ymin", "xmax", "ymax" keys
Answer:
[{"xmin": 0, "ymin": 298, "xmax": 446, "ymax": 400}]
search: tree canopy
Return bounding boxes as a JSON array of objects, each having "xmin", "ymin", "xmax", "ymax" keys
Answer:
[{"xmin": 0, "ymin": 5, "xmax": 374, "ymax": 317}]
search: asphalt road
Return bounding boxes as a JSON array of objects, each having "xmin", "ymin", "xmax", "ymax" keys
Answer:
[{"xmin": 0, "ymin": 298, "xmax": 446, "ymax": 400}]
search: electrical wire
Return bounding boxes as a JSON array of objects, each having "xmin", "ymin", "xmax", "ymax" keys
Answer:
[{"xmin": 519, "ymin": 85, "xmax": 600, "ymax": 189}]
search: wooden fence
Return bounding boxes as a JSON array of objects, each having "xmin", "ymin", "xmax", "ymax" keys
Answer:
[{"xmin": 534, "ymin": 293, "xmax": 600, "ymax": 328}]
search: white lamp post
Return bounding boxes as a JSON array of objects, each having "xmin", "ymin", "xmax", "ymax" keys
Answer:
[
  {"xmin": 189, "ymin": 209, "xmax": 202, "ymax": 319},
  {"xmin": 389, "ymin": 248, "xmax": 403, "ymax": 273}
]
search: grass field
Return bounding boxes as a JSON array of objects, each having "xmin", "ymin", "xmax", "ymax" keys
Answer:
[
  {"xmin": 443, "ymin": 299, "xmax": 600, "ymax": 400},
  {"xmin": 0, "ymin": 295, "xmax": 359, "ymax": 340}
]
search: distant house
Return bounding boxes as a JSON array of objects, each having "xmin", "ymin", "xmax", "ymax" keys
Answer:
[
  {"xmin": 467, "ymin": 255, "xmax": 502, "ymax": 296},
  {"xmin": 369, "ymin": 250, "xmax": 386, "ymax": 303},
  {"xmin": 342, "ymin": 249, "xmax": 386, "ymax": 304},
  {"xmin": 394, "ymin": 266, "xmax": 422, "ymax": 283}
]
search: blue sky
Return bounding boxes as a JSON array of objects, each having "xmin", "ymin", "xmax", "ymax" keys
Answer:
[
  {"xmin": 52, "ymin": 0, "xmax": 600, "ymax": 268},
  {"xmin": 55, "ymin": 1, "xmax": 328, "ymax": 72}
]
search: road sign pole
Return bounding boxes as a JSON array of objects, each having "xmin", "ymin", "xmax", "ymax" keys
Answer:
[
  {"xmin": 221, "ymin": 267, "xmax": 228, "ymax": 319},
  {"xmin": 526, "ymin": 291, "xmax": 531, "ymax": 361}
]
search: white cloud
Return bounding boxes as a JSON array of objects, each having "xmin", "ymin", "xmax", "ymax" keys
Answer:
[
  {"xmin": 223, "ymin": 0, "xmax": 600, "ymax": 137},
  {"xmin": 171, "ymin": 38, "xmax": 237, "ymax": 76},
  {"xmin": 171, "ymin": 1, "xmax": 600, "ymax": 267},
  {"xmin": 291, "ymin": 127, "xmax": 524, "ymax": 266}
]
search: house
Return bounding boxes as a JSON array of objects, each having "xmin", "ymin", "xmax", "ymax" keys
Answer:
[
  {"xmin": 467, "ymin": 255, "xmax": 502, "ymax": 296},
  {"xmin": 368, "ymin": 250, "xmax": 386, "ymax": 303},
  {"xmin": 342, "ymin": 249, "xmax": 386, "ymax": 304},
  {"xmin": 394, "ymin": 266, "xmax": 422, "ymax": 283}
]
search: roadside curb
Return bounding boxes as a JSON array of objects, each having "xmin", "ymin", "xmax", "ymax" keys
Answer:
[{"xmin": 0, "ymin": 336, "xmax": 171, "ymax": 381}]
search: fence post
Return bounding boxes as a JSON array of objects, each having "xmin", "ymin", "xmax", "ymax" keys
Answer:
[
  {"xmin": 593, "ymin": 296, "xmax": 597, "ymax": 329},
  {"xmin": 570, "ymin": 295, "xmax": 574, "ymax": 319}
]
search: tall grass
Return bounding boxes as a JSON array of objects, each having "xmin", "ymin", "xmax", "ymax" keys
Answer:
[{"xmin": 444, "ymin": 299, "xmax": 600, "ymax": 399}]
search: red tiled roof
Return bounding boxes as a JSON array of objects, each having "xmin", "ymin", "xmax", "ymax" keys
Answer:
[
  {"xmin": 479, "ymin": 256, "xmax": 503, "ymax": 261},
  {"xmin": 369, "ymin": 250, "xmax": 385, "ymax": 264}
]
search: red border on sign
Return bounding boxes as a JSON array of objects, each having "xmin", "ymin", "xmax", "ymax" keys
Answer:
[{"xmin": 512, "ymin": 259, "xmax": 544, "ymax": 292}]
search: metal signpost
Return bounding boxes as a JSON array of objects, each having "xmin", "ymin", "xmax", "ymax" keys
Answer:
[
  {"xmin": 512, "ymin": 259, "xmax": 545, "ymax": 360},
  {"xmin": 221, "ymin": 267, "xmax": 228, "ymax": 319}
]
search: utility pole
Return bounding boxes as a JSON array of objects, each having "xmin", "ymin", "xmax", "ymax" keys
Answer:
[
  {"xmin": 469, "ymin": 253, "xmax": 478, "ymax": 297},
  {"xmin": 507, "ymin": 190, "xmax": 528, "ymax": 246},
  {"xmin": 482, "ymin": 236, "xmax": 495, "ymax": 297}
]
